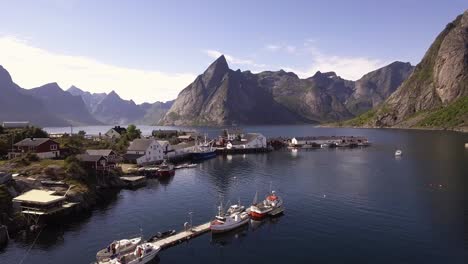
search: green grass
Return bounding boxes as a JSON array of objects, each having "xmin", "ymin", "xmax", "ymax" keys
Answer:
[
  {"xmin": 417, "ymin": 96, "xmax": 468, "ymax": 128},
  {"xmin": 341, "ymin": 109, "xmax": 377, "ymax": 126}
]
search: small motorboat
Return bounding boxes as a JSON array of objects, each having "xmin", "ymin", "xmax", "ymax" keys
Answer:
[
  {"xmin": 320, "ymin": 143, "xmax": 329, "ymax": 148},
  {"xmin": 96, "ymin": 237, "xmax": 142, "ymax": 262},
  {"xmin": 147, "ymin": 230, "xmax": 176, "ymax": 242},
  {"xmin": 100, "ymin": 243, "xmax": 160, "ymax": 264},
  {"xmin": 395, "ymin": 150, "xmax": 403, "ymax": 156},
  {"xmin": 210, "ymin": 205, "xmax": 250, "ymax": 234}
]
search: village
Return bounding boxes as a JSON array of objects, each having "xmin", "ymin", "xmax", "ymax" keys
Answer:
[{"xmin": 0, "ymin": 122, "xmax": 370, "ymax": 249}]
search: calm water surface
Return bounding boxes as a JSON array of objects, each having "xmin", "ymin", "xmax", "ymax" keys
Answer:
[{"xmin": 2, "ymin": 126, "xmax": 468, "ymax": 264}]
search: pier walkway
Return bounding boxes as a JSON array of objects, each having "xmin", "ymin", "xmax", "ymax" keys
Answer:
[{"xmin": 150, "ymin": 222, "xmax": 211, "ymax": 250}]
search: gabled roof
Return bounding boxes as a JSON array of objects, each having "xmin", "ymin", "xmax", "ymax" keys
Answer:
[
  {"xmin": 86, "ymin": 149, "xmax": 115, "ymax": 156},
  {"xmin": 76, "ymin": 154, "xmax": 106, "ymax": 162},
  {"xmin": 14, "ymin": 138, "xmax": 56, "ymax": 147},
  {"xmin": 127, "ymin": 139, "xmax": 154, "ymax": 151}
]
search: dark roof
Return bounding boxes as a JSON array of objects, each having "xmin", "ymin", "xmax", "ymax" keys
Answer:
[
  {"xmin": 86, "ymin": 149, "xmax": 115, "ymax": 156},
  {"xmin": 127, "ymin": 139, "xmax": 154, "ymax": 151},
  {"xmin": 124, "ymin": 153, "xmax": 144, "ymax": 161},
  {"xmin": 14, "ymin": 138, "xmax": 55, "ymax": 147},
  {"xmin": 110, "ymin": 126, "xmax": 127, "ymax": 135},
  {"xmin": 76, "ymin": 154, "xmax": 106, "ymax": 162}
]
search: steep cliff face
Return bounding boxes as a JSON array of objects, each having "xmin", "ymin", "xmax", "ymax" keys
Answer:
[
  {"xmin": 346, "ymin": 62, "xmax": 414, "ymax": 115},
  {"xmin": 369, "ymin": 11, "xmax": 468, "ymax": 129},
  {"xmin": 161, "ymin": 55, "xmax": 412, "ymax": 126}
]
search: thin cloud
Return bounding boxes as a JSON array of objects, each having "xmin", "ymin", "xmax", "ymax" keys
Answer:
[
  {"xmin": 265, "ymin": 44, "xmax": 297, "ymax": 54},
  {"xmin": 265, "ymin": 44, "xmax": 281, "ymax": 51},
  {"xmin": 0, "ymin": 36, "xmax": 196, "ymax": 103}
]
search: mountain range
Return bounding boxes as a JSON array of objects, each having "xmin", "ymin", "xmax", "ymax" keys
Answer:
[
  {"xmin": 0, "ymin": 67, "xmax": 173, "ymax": 126},
  {"xmin": 2, "ymin": 11, "xmax": 465, "ymax": 130},
  {"xmin": 159, "ymin": 56, "xmax": 413, "ymax": 125}
]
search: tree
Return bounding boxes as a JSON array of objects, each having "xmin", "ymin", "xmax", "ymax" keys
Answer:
[
  {"xmin": 78, "ymin": 130, "xmax": 86, "ymax": 137},
  {"xmin": 126, "ymin": 124, "xmax": 141, "ymax": 141}
]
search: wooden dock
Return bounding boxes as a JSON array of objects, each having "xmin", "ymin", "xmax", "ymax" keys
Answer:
[{"xmin": 150, "ymin": 222, "xmax": 211, "ymax": 250}]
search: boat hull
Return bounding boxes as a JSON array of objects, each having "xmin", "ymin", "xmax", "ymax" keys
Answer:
[
  {"xmin": 269, "ymin": 206, "xmax": 285, "ymax": 216},
  {"xmin": 192, "ymin": 151, "xmax": 216, "ymax": 161},
  {"xmin": 210, "ymin": 218, "xmax": 249, "ymax": 234},
  {"xmin": 249, "ymin": 209, "xmax": 271, "ymax": 220},
  {"xmin": 158, "ymin": 170, "xmax": 175, "ymax": 177}
]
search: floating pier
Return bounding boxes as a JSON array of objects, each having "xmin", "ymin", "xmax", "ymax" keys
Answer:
[{"xmin": 150, "ymin": 222, "xmax": 211, "ymax": 250}]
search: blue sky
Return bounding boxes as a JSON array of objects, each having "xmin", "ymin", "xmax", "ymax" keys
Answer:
[{"xmin": 0, "ymin": 0, "xmax": 466, "ymax": 103}]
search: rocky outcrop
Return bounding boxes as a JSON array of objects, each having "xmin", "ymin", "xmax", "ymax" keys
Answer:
[
  {"xmin": 160, "ymin": 56, "xmax": 413, "ymax": 125},
  {"xmin": 367, "ymin": 11, "xmax": 468, "ymax": 129}
]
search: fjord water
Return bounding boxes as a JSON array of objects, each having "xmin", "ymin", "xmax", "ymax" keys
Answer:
[{"xmin": 2, "ymin": 126, "xmax": 468, "ymax": 264}]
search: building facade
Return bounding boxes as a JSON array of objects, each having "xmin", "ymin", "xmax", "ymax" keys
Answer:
[{"xmin": 10, "ymin": 138, "xmax": 60, "ymax": 159}]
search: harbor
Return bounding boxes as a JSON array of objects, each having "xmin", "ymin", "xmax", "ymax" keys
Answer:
[{"xmin": 1, "ymin": 126, "xmax": 467, "ymax": 264}]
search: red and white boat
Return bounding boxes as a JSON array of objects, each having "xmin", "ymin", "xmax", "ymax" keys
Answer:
[
  {"xmin": 158, "ymin": 160, "xmax": 175, "ymax": 177},
  {"xmin": 248, "ymin": 191, "xmax": 283, "ymax": 219}
]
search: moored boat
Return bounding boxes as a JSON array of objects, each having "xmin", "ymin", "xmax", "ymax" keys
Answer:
[
  {"xmin": 96, "ymin": 237, "xmax": 142, "ymax": 262},
  {"xmin": 192, "ymin": 136, "xmax": 216, "ymax": 161},
  {"xmin": 248, "ymin": 191, "xmax": 284, "ymax": 219},
  {"xmin": 210, "ymin": 205, "xmax": 250, "ymax": 234},
  {"xmin": 147, "ymin": 230, "xmax": 176, "ymax": 242},
  {"xmin": 100, "ymin": 243, "xmax": 160, "ymax": 264},
  {"xmin": 158, "ymin": 160, "xmax": 175, "ymax": 177}
]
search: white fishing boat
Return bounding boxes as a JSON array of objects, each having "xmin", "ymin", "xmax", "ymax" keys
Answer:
[
  {"xmin": 100, "ymin": 243, "xmax": 160, "ymax": 264},
  {"xmin": 96, "ymin": 237, "xmax": 142, "ymax": 262},
  {"xmin": 210, "ymin": 204, "xmax": 250, "ymax": 234},
  {"xmin": 395, "ymin": 150, "xmax": 403, "ymax": 156}
]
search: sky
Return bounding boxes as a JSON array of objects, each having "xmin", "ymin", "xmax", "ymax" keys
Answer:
[{"xmin": 0, "ymin": 0, "xmax": 466, "ymax": 103}]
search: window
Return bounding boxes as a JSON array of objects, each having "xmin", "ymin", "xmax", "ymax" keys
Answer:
[{"xmin": 50, "ymin": 144, "xmax": 58, "ymax": 150}]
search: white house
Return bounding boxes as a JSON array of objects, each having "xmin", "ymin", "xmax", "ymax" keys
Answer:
[
  {"xmin": 126, "ymin": 139, "xmax": 168, "ymax": 165},
  {"xmin": 105, "ymin": 126, "xmax": 127, "ymax": 139},
  {"xmin": 228, "ymin": 133, "xmax": 267, "ymax": 149}
]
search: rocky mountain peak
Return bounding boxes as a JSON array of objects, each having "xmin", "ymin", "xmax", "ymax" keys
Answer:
[
  {"xmin": 202, "ymin": 55, "xmax": 230, "ymax": 88},
  {"xmin": 67, "ymin": 85, "xmax": 85, "ymax": 95}
]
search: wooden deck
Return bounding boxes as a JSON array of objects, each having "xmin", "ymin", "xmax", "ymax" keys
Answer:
[{"xmin": 150, "ymin": 222, "xmax": 211, "ymax": 250}]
